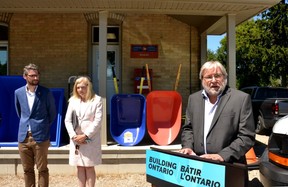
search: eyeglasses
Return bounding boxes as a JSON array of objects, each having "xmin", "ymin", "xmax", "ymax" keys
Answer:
[
  {"xmin": 27, "ymin": 74, "xmax": 39, "ymax": 78},
  {"xmin": 203, "ymin": 73, "xmax": 223, "ymax": 81}
]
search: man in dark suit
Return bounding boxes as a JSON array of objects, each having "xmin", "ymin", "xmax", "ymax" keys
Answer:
[
  {"xmin": 15, "ymin": 63, "xmax": 56, "ymax": 187},
  {"xmin": 179, "ymin": 61, "xmax": 255, "ymax": 164}
]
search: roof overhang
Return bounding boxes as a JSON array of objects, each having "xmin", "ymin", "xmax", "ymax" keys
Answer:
[{"xmin": 0, "ymin": 0, "xmax": 280, "ymax": 34}]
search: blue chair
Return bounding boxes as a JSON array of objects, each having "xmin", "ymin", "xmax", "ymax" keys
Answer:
[
  {"xmin": 49, "ymin": 88, "xmax": 66, "ymax": 147},
  {"xmin": 0, "ymin": 76, "xmax": 25, "ymax": 147},
  {"xmin": 110, "ymin": 94, "xmax": 146, "ymax": 146}
]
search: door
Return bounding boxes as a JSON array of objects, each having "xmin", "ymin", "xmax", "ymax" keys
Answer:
[{"xmin": 92, "ymin": 45, "xmax": 120, "ymax": 114}]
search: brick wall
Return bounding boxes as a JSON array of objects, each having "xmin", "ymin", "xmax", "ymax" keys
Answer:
[
  {"xmin": 122, "ymin": 14, "xmax": 201, "ymax": 111},
  {"xmin": 9, "ymin": 13, "xmax": 88, "ymax": 92},
  {"xmin": 7, "ymin": 13, "xmax": 202, "ymax": 112}
]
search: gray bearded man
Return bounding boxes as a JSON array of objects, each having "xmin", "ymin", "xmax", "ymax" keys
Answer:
[{"xmin": 179, "ymin": 61, "xmax": 255, "ymax": 165}]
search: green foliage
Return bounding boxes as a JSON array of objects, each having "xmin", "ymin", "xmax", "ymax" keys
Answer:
[
  {"xmin": 216, "ymin": 37, "xmax": 227, "ymax": 67},
  {"xmin": 259, "ymin": 0, "xmax": 288, "ymax": 86},
  {"xmin": 235, "ymin": 20, "xmax": 271, "ymax": 88},
  {"xmin": 207, "ymin": 49, "xmax": 217, "ymax": 61},
  {"xmin": 215, "ymin": 1, "xmax": 288, "ymax": 88}
]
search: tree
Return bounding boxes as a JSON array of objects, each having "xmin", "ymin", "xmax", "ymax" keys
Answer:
[
  {"xmin": 215, "ymin": 0, "xmax": 288, "ymax": 88},
  {"xmin": 216, "ymin": 37, "xmax": 227, "ymax": 68},
  {"xmin": 207, "ymin": 49, "xmax": 217, "ymax": 61},
  {"xmin": 235, "ymin": 20, "xmax": 271, "ymax": 88},
  {"xmin": 259, "ymin": 0, "xmax": 288, "ymax": 86}
]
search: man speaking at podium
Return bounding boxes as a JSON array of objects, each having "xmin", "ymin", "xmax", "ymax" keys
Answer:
[{"xmin": 179, "ymin": 61, "xmax": 255, "ymax": 164}]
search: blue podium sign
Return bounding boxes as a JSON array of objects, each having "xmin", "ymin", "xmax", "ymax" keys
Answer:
[
  {"xmin": 146, "ymin": 147, "xmax": 248, "ymax": 187},
  {"xmin": 146, "ymin": 149, "xmax": 225, "ymax": 187}
]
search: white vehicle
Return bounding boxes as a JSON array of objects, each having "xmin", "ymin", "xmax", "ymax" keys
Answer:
[{"xmin": 260, "ymin": 115, "xmax": 288, "ymax": 186}]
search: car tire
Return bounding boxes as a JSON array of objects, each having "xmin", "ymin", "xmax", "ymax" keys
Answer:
[{"xmin": 256, "ymin": 115, "xmax": 265, "ymax": 135}]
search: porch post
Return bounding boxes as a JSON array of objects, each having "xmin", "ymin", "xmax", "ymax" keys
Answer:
[
  {"xmin": 99, "ymin": 11, "xmax": 108, "ymax": 145},
  {"xmin": 226, "ymin": 14, "xmax": 236, "ymax": 89}
]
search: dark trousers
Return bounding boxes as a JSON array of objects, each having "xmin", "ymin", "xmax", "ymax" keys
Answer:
[{"xmin": 18, "ymin": 132, "xmax": 50, "ymax": 187}]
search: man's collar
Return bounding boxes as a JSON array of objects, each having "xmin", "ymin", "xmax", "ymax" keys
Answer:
[{"xmin": 26, "ymin": 85, "xmax": 38, "ymax": 93}]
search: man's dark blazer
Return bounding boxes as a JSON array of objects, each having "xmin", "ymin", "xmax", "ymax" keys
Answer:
[
  {"xmin": 181, "ymin": 86, "xmax": 255, "ymax": 163},
  {"xmin": 15, "ymin": 85, "xmax": 57, "ymax": 143}
]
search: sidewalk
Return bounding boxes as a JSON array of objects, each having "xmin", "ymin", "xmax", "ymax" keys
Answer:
[{"xmin": 0, "ymin": 135, "xmax": 269, "ymax": 186}]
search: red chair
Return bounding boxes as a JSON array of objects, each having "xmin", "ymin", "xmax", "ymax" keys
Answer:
[{"xmin": 146, "ymin": 91, "xmax": 182, "ymax": 145}]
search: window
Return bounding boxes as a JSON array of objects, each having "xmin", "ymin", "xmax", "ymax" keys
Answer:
[
  {"xmin": 0, "ymin": 45, "xmax": 8, "ymax": 75},
  {"xmin": 92, "ymin": 26, "xmax": 120, "ymax": 44},
  {"xmin": 0, "ymin": 24, "xmax": 8, "ymax": 75}
]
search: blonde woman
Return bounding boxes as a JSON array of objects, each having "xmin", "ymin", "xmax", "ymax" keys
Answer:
[{"xmin": 65, "ymin": 76, "xmax": 103, "ymax": 187}]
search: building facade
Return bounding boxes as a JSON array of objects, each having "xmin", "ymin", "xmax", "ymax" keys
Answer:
[{"xmin": 0, "ymin": 0, "xmax": 279, "ymax": 144}]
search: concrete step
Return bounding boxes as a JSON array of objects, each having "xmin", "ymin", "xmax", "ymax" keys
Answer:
[{"xmin": 0, "ymin": 143, "xmax": 181, "ymax": 175}]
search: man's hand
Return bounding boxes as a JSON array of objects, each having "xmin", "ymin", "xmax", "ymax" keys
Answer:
[
  {"xmin": 178, "ymin": 148, "xmax": 197, "ymax": 156},
  {"xmin": 200, "ymin": 154, "xmax": 224, "ymax": 162}
]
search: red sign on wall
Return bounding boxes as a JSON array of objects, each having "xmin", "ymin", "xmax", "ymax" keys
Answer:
[{"xmin": 130, "ymin": 44, "xmax": 158, "ymax": 58}]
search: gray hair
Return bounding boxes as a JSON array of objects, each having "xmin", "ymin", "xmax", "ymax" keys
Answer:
[{"xmin": 199, "ymin": 61, "xmax": 228, "ymax": 80}]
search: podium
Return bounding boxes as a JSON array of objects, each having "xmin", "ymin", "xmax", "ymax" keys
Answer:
[{"xmin": 146, "ymin": 147, "xmax": 248, "ymax": 187}]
